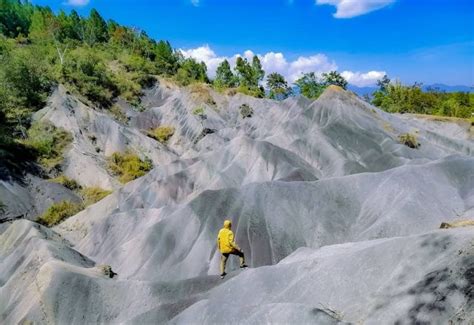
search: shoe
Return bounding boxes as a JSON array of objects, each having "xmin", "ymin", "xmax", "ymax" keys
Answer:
[
  {"xmin": 240, "ymin": 264, "xmax": 248, "ymax": 269},
  {"xmin": 220, "ymin": 272, "xmax": 226, "ymax": 279}
]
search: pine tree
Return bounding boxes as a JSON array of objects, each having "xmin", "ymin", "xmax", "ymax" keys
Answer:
[{"xmin": 214, "ymin": 59, "xmax": 236, "ymax": 88}]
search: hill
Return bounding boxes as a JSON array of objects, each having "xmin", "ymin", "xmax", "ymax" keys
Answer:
[{"xmin": 1, "ymin": 83, "xmax": 473, "ymax": 324}]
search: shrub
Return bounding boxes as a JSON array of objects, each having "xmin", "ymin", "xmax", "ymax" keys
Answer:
[
  {"xmin": 37, "ymin": 200, "xmax": 84, "ymax": 227},
  {"xmin": 440, "ymin": 220, "xmax": 474, "ymax": 229},
  {"xmin": 399, "ymin": 133, "xmax": 420, "ymax": 149},
  {"xmin": 236, "ymin": 85, "xmax": 265, "ymax": 98},
  {"xmin": 80, "ymin": 187, "xmax": 112, "ymax": 206},
  {"xmin": 107, "ymin": 151, "xmax": 152, "ymax": 183},
  {"xmin": 109, "ymin": 104, "xmax": 129, "ymax": 124},
  {"xmin": 189, "ymin": 83, "xmax": 216, "ymax": 105},
  {"xmin": 149, "ymin": 125, "xmax": 175, "ymax": 144},
  {"xmin": 61, "ymin": 47, "xmax": 118, "ymax": 107},
  {"xmin": 239, "ymin": 104, "xmax": 253, "ymax": 119},
  {"xmin": 21, "ymin": 122, "xmax": 73, "ymax": 169},
  {"xmin": 192, "ymin": 106, "xmax": 205, "ymax": 117},
  {"xmin": 50, "ymin": 175, "xmax": 81, "ymax": 191}
]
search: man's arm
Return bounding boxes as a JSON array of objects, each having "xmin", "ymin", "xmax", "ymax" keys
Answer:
[{"xmin": 228, "ymin": 232, "xmax": 241, "ymax": 251}]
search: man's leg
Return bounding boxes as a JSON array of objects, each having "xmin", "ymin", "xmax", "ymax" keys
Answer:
[
  {"xmin": 231, "ymin": 250, "xmax": 246, "ymax": 267},
  {"xmin": 220, "ymin": 253, "xmax": 229, "ymax": 275}
]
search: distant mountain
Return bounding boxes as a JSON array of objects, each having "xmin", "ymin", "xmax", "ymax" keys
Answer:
[
  {"xmin": 349, "ymin": 83, "xmax": 473, "ymax": 98},
  {"xmin": 347, "ymin": 85, "xmax": 377, "ymax": 97},
  {"xmin": 423, "ymin": 83, "xmax": 473, "ymax": 93}
]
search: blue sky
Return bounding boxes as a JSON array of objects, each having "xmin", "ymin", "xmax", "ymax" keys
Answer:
[{"xmin": 34, "ymin": 0, "xmax": 474, "ymax": 86}]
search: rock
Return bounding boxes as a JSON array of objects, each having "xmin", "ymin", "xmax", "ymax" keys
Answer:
[{"xmin": 1, "ymin": 84, "xmax": 473, "ymax": 324}]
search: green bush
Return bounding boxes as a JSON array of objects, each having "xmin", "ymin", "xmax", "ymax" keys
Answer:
[
  {"xmin": 236, "ymin": 85, "xmax": 265, "ymax": 98},
  {"xmin": 50, "ymin": 175, "xmax": 81, "ymax": 191},
  {"xmin": 399, "ymin": 133, "xmax": 420, "ymax": 149},
  {"xmin": 109, "ymin": 104, "xmax": 129, "ymax": 124},
  {"xmin": 37, "ymin": 200, "xmax": 84, "ymax": 227},
  {"xmin": 239, "ymin": 104, "xmax": 253, "ymax": 119},
  {"xmin": 149, "ymin": 125, "xmax": 175, "ymax": 144},
  {"xmin": 107, "ymin": 151, "xmax": 152, "ymax": 183},
  {"xmin": 61, "ymin": 47, "xmax": 118, "ymax": 107},
  {"xmin": 21, "ymin": 122, "xmax": 73, "ymax": 169},
  {"xmin": 80, "ymin": 187, "xmax": 112, "ymax": 206},
  {"xmin": 192, "ymin": 106, "xmax": 205, "ymax": 117}
]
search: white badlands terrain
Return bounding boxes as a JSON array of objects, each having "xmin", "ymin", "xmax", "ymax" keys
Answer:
[{"xmin": 1, "ymin": 83, "xmax": 473, "ymax": 324}]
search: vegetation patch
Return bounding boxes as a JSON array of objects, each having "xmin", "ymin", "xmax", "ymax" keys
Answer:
[
  {"xmin": 239, "ymin": 104, "xmax": 254, "ymax": 119},
  {"xmin": 80, "ymin": 187, "xmax": 112, "ymax": 206},
  {"xmin": 440, "ymin": 220, "xmax": 474, "ymax": 229},
  {"xmin": 37, "ymin": 200, "xmax": 84, "ymax": 227},
  {"xmin": 398, "ymin": 133, "xmax": 420, "ymax": 149},
  {"xmin": 21, "ymin": 122, "xmax": 73, "ymax": 170},
  {"xmin": 189, "ymin": 83, "xmax": 216, "ymax": 105},
  {"xmin": 109, "ymin": 104, "xmax": 129, "ymax": 124},
  {"xmin": 192, "ymin": 106, "xmax": 206, "ymax": 118},
  {"xmin": 49, "ymin": 175, "xmax": 81, "ymax": 191},
  {"xmin": 107, "ymin": 151, "xmax": 152, "ymax": 183},
  {"xmin": 149, "ymin": 125, "xmax": 175, "ymax": 144}
]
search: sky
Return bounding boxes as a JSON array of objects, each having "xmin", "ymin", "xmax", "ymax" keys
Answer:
[{"xmin": 33, "ymin": 0, "xmax": 474, "ymax": 87}]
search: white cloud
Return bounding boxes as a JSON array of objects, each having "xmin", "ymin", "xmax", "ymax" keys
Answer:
[
  {"xmin": 180, "ymin": 45, "xmax": 383, "ymax": 87},
  {"xmin": 341, "ymin": 70, "xmax": 386, "ymax": 87},
  {"xmin": 191, "ymin": 0, "xmax": 200, "ymax": 6},
  {"xmin": 65, "ymin": 0, "xmax": 90, "ymax": 6},
  {"xmin": 316, "ymin": 0, "xmax": 395, "ymax": 18},
  {"xmin": 287, "ymin": 54, "xmax": 337, "ymax": 82}
]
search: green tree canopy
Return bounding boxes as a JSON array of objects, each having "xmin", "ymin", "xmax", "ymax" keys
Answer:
[
  {"xmin": 321, "ymin": 71, "xmax": 348, "ymax": 89},
  {"xmin": 214, "ymin": 59, "xmax": 236, "ymax": 88},
  {"xmin": 85, "ymin": 9, "xmax": 108, "ymax": 45},
  {"xmin": 175, "ymin": 58, "xmax": 208, "ymax": 86},
  {"xmin": 294, "ymin": 72, "xmax": 326, "ymax": 99},
  {"xmin": 266, "ymin": 72, "xmax": 291, "ymax": 100}
]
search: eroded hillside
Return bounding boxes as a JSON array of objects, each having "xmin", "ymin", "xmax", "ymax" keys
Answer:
[{"xmin": 1, "ymin": 83, "xmax": 473, "ymax": 324}]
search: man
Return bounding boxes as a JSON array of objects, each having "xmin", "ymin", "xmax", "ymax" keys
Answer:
[{"xmin": 217, "ymin": 220, "xmax": 247, "ymax": 278}]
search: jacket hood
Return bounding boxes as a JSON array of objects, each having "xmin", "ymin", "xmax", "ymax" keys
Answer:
[{"xmin": 223, "ymin": 220, "xmax": 232, "ymax": 229}]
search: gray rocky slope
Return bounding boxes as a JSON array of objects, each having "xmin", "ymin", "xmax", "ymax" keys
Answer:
[{"xmin": 1, "ymin": 83, "xmax": 473, "ymax": 324}]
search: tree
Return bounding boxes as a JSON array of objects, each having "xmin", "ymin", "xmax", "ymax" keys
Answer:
[
  {"xmin": 69, "ymin": 10, "xmax": 84, "ymax": 41},
  {"xmin": 251, "ymin": 55, "xmax": 264, "ymax": 87},
  {"xmin": 0, "ymin": 0, "xmax": 34, "ymax": 38},
  {"xmin": 322, "ymin": 71, "xmax": 348, "ymax": 89},
  {"xmin": 266, "ymin": 72, "xmax": 291, "ymax": 100},
  {"xmin": 294, "ymin": 72, "xmax": 326, "ymax": 99},
  {"xmin": 377, "ymin": 74, "xmax": 391, "ymax": 93},
  {"xmin": 235, "ymin": 56, "xmax": 253, "ymax": 87},
  {"xmin": 85, "ymin": 9, "xmax": 108, "ymax": 45},
  {"xmin": 175, "ymin": 58, "xmax": 208, "ymax": 86},
  {"xmin": 234, "ymin": 55, "xmax": 265, "ymax": 97},
  {"xmin": 214, "ymin": 59, "xmax": 236, "ymax": 88},
  {"xmin": 155, "ymin": 40, "xmax": 179, "ymax": 75}
]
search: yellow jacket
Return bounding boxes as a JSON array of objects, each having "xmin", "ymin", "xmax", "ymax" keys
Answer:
[{"xmin": 217, "ymin": 220, "xmax": 240, "ymax": 253}]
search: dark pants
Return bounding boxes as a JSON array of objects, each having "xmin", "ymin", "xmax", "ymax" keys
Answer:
[{"xmin": 220, "ymin": 250, "xmax": 245, "ymax": 274}]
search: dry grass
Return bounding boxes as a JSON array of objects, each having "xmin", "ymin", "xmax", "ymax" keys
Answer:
[
  {"xmin": 80, "ymin": 187, "xmax": 112, "ymax": 206},
  {"xmin": 383, "ymin": 122, "xmax": 395, "ymax": 133},
  {"xmin": 410, "ymin": 114, "xmax": 471, "ymax": 124},
  {"xmin": 399, "ymin": 133, "xmax": 420, "ymax": 149},
  {"xmin": 49, "ymin": 175, "xmax": 81, "ymax": 191},
  {"xmin": 326, "ymin": 85, "xmax": 344, "ymax": 92},
  {"xmin": 188, "ymin": 83, "xmax": 216, "ymax": 106},
  {"xmin": 107, "ymin": 151, "xmax": 153, "ymax": 183},
  {"xmin": 148, "ymin": 125, "xmax": 175, "ymax": 144},
  {"xmin": 37, "ymin": 200, "xmax": 84, "ymax": 227},
  {"xmin": 440, "ymin": 219, "xmax": 474, "ymax": 229}
]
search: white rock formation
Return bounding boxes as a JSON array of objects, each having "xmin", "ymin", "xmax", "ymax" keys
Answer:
[{"xmin": 0, "ymin": 83, "xmax": 473, "ymax": 324}]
